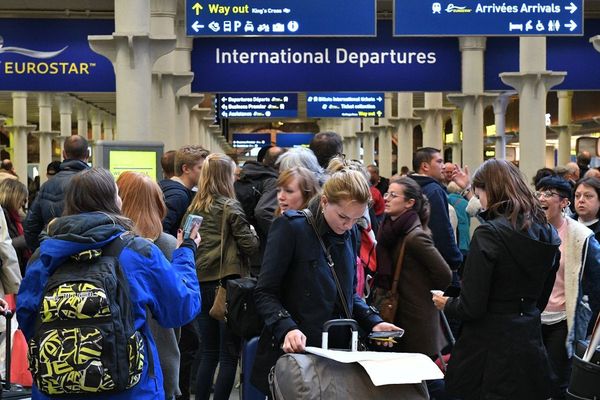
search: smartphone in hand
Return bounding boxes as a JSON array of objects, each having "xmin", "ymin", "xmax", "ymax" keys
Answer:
[
  {"xmin": 183, "ymin": 214, "xmax": 203, "ymax": 239},
  {"xmin": 368, "ymin": 329, "xmax": 405, "ymax": 340}
]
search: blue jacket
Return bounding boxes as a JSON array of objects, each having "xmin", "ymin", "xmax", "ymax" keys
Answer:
[
  {"xmin": 448, "ymin": 193, "xmax": 471, "ymax": 252},
  {"xmin": 409, "ymin": 175, "xmax": 463, "ymax": 269},
  {"xmin": 17, "ymin": 212, "xmax": 201, "ymax": 400},
  {"xmin": 24, "ymin": 159, "xmax": 90, "ymax": 249}
]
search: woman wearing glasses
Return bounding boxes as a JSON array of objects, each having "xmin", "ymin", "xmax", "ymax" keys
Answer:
[
  {"xmin": 534, "ymin": 175, "xmax": 600, "ymax": 399},
  {"xmin": 432, "ymin": 159, "xmax": 561, "ymax": 400},
  {"xmin": 573, "ymin": 177, "xmax": 600, "ymax": 243},
  {"xmin": 374, "ymin": 176, "xmax": 452, "ymax": 357}
]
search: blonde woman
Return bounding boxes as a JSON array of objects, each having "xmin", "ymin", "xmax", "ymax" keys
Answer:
[
  {"xmin": 185, "ymin": 153, "xmax": 258, "ymax": 400},
  {"xmin": 251, "ymin": 158, "xmax": 402, "ymax": 394},
  {"xmin": 116, "ymin": 171, "xmax": 182, "ymax": 400}
]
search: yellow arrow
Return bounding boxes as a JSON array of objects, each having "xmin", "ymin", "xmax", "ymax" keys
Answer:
[{"xmin": 192, "ymin": 2, "xmax": 203, "ymax": 15}]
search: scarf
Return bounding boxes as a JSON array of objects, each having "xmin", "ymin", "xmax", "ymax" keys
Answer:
[{"xmin": 376, "ymin": 209, "xmax": 419, "ymax": 290}]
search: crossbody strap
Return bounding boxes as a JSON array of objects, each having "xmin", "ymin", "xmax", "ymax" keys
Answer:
[
  {"xmin": 390, "ymin": 236, "xmax": 409, "ymax": 295},
  {"xmin": 218, "ymin": 200, "xmax": 230, "ymax": 283},
  {"xmin": 301, "ymin": 209, "xmax": 352, "ymax": 320}
]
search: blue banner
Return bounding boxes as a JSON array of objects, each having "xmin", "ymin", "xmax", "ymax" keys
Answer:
[
  {"xmin": 191, "ymin": 21, "xmax": 462, "ymax": 92},
  {"xmin": 218, "ymin": 93, "xmax": 297, "ymax": 118},
  {"xmin": 486, "ymin": 19, "xmax": 600, "ymax": 90},
  {"xmin": 232, "ymin": 133, "xmax": 271, "ymax": 148},
  {"xmin": 306, "ymin": 92, "xmax": 384, "ymax": 118},
  {"xmin": 0, "ymin": 19, "xmax": 115, "ymax": 92},
  {"xmin": 394, "ymin": 0, "xmax": 583, "ymax": 36},
  {"xmin": 276, "ymin": 132, "xmax": 314, "ymax": 147},
  {"xmin": 185, "ymin": 0, "xmax": 376, "ymax": 37}
]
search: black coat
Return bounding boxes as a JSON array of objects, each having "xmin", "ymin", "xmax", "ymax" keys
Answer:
[
  {"xmin": 251, "ymin": 205, "xmax": 383, "ymax": 393},
  {"xmin": 444, "ymin": 214, "xmax": 561, "ymax": 400},
  {"xmin": 159, "ymin": 179, "xmax": 194, "ymax": 237}
]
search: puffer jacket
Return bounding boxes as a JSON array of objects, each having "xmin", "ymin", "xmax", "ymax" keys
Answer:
[
  {"xmin": 24, "ymin": 159, "xmax": 89, "ymax": 249},
  {"xmin": 18, "ymin": 212, "xmax": 201, "ymax": 400}
]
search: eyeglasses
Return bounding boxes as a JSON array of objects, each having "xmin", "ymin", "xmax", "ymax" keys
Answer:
[
  {"xmin": 534, "ymin": 191, "xmax": 561, "ymax": 199},
  {"xmin": 575, "ymin": 193, "xmax": 597, "ymax": 201},
  {"xmin": 383, "ymin": 192, "xmax": 402, "ymax": 199}
]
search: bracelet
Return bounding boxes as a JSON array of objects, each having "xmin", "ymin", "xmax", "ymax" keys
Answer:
[{"xmin": 460, "ymin": 185, "xmax": 471, "ymax": 197}]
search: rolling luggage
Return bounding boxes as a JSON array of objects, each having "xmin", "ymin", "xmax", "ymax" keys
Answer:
[
  {"xmin": 240, "ymin": 337, "xmax": 266, "ymax": 400},
  {"xmin": 269, "ymin": 319, "xmax": 430, "ymax": 400},
  {"xmin": 567, "ymin": 314, "xmax": 600, "ymax": 400},
  {"xmin": 1, "ymin": 310, "xmax": 32, "ymax": 399}
]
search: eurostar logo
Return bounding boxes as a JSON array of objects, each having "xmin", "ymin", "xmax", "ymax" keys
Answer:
[
  {"xmin": 445, "ymin": 4, "xmax": 472, "ymax": 13},
  {"xmin": 0, "ymin": 36, "xmax": 68, "ymax": 59}
]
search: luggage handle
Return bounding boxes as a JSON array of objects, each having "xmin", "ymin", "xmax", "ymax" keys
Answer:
[
  {"xmin": 583, "ymin": 313, "xmax": 600, "ymax": 362},
  {"xmin": 321, "ymin": 319, "xmax": 359, "ymax": 352},
  {"xmin": 1, "ymin": 310, "xmax": 12, "ymax": 390}
]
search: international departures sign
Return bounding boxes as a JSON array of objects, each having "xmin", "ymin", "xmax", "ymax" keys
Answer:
[
  {"xmin": 394, "ymin": 0, "xmax": 583, "ymax": 36},
  {"xmin": 185, "ymin": 0, "xmax": 376, "ymax": 36}
]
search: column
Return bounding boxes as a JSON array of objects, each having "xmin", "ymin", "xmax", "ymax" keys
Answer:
[
  {"xmin": 191, "ymin": 107, "xmax": 212, "ymax": 148},
  {"xmin": 103, "ymin": 113, "xmax": 114, "ymax": 140},
  {"xmin": 77, "ymin": 102, "xmax": 88, "ymax": 138},
  {"xmin": 90, "ymin": 108, "xmax": 103, "ymax": 142},
  {"xmin": 371, "ymin": 92, "xmax": 393, "ymax": 176},
  {"xmin": 414, "ymin": 93, "xmax": 453, "ymax": 151},
  {"xmin": 549, "ymin": 91, "xmax": 580, "ymax": 166},
  {"xmin": 56, "ymin": 94, "xmax": 73, "ymax": 151},
  {"xmin": 176, "ymin": 94, "xmax": 204, "ymax": 148},
  {"xmin": 492, "ymin": 92, "xmax": 514, "ymax": 160},
  {"xmin": 33, "ymin": 93, "xmax": 60, "ymax": 185},
  {"xmin": 88, "ymin": 0, "xmax": 176, "ymax": 141},
  {"xmin": 448, "ymin": 109, "xmax": 463, "ymax": 165},
  {"xmin": 360, "ymin": 118, "xmax": 376, "ymax": 165},
  {"xmin": 447, "ymin": 37, "xmax": 496, "ymax": 171},
  {"xmin": 500, "ymin": 37, "xmax": 566, "ymax": 184},
  {"xmin": 5, "ymin": 92, "xmax": 35, "ymax": 185},
  {"xmin": 389, "ymin": 92, "xmax": 420, "ymax": 173},
  {"xmin": 343, "ymin": 119, "xmax": 361, "ymax": 161}
]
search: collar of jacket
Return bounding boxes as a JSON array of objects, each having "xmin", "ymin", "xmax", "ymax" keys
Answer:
[{"xmin": 59, "ymin": 159, "xmax": 89, "ymax": 172}]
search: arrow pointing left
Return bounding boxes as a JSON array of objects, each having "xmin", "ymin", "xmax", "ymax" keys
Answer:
[
  {"xmin": 192, "ymin": 2, "xmax": 204, "ymax": 15},
  {"xmin": 192, "ymin": 20, "xmax": 204, "ymax": 32}
]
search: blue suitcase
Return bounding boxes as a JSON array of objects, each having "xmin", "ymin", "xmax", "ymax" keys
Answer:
[{"xmin": 240, "ymin": 337, "xmax": 266, "ymax": 400}]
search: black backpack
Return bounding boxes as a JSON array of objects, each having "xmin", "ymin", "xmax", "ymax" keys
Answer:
[
  {"xmin": 234, "ymin": 175, "xmax": 265, "ymax": 224},
  {"xmin": 28, "ymin": 234, "xmax": 146, "ymax": 396}
]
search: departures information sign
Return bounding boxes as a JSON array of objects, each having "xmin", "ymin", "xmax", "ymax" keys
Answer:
[
  {"xmin": 394, "ymin": 0, "xmax": 583, "ymax": 36},
  {"xmin": 217, "ymin": 93, "xmax": 298, "ymax": 118},
  {"xmin": 306, "ymin": 93, "xmax": 385, "ymax": 118},
  {"xmin": 186, "ymin": 0, "xmax": 376, "ymax": 36}
]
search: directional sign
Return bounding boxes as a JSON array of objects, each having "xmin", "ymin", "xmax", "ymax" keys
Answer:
[
  {"xmin": 394, "ymin": 0, "xmax": 583, "ymax": 36},
  {"xmin": 232, "ymin": 133, "xmax": 271, "ymax": 149},
  {"xmin": 218, "ymin": 93, "xmax": 298, "ymax": 118},
  {"xmin": 186, "ymin": 0, "xmax": 376, "ymax": 36},
  {"xmin": 306, "ymin": 92, "xmax": 385, "ymax": 118}
]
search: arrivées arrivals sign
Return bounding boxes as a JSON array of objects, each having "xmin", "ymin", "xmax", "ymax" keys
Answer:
[
  {"xmin": 186, "ymin": 0, "xmax": 376, "ymax": 37},
  {"xmin": 394, "ymin": 0, "xmax": 583, "ymax": 36}
]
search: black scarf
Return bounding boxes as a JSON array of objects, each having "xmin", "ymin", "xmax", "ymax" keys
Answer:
[{"xmin": 376, "ymin": 210, "xmax": 419, "ymax": 290}]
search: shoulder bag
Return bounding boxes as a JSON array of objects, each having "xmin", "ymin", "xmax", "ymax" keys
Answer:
[{"xmin": 372, "ymin": 235, "xmax": 409, "ymax": 323}]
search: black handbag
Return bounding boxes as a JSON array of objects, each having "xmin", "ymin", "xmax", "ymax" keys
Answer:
[{"xmin": 225, "ymin": 277, "xmax": 263, "ymax": 339}]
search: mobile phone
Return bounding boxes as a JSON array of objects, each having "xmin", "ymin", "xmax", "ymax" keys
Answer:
[
  {"xmin": 368, "ymin": 329, "xmax": 405, "ymax": 340},
  {"xmin": 183, "ymin": 214, "xmax": 203, "ymax": 239},
  {"xmin": 443, "ymin": 286, "xmax": 461, "ymax": 297}
]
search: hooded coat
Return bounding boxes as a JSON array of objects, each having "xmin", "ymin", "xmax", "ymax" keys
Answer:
[
  {"xmin": 443, "ymin": 213, "xmax": 561, "ymax": 400},
  {"xmin": 17, "ymin": 212, "xmax": 201, "ymax": 400}
]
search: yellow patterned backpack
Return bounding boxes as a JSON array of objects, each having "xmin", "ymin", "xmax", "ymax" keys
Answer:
[{"xmin": 27, "ymin": 235, "xmax": 145, "ymax": 395}]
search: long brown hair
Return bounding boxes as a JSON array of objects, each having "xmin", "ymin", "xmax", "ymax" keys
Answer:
[
  {"xmin": 472, "ymin": 159, "xmax": 546, "ymax": 230},
  {"xmin": 0, "ymin": 179, "xmax": 27, "ymax": 212},
  {"xmin": 188, "ymin": 153, "xmax": 236, "ymax": 213},
  {"xmin": 389, "ymin": 176, "xmax": 430, "ymax": 229},
  {"xmin": 116, "ymin": 171, "xmax": 166, "ymax": 240}
]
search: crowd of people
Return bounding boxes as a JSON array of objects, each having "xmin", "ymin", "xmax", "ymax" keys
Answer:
[{"xmin": 0, "ymin": 132, "xmax": 597, "ymax": 400}]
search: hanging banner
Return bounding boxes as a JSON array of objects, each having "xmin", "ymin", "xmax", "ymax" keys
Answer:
[
  {"xmin": 0, "ymin": 19, "xmax": 115, "ymax": 92},
  {"xmin": 191, "ymin": 21, "xmax": 462, "ymax": 92}
]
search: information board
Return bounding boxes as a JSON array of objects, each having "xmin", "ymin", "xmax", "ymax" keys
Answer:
[
  {"xmin": 394, "ymin": 0, "xmax": 583, "ymax": 36},
  {"xmin": 276, "ymin": 133, "xmax": 315, "ymax": 148},
  {"xmin": 218, "ymin": 93, "xmax": 298, "ymax": 118},
  {"xmin": 232, "ymin": 133, "xmax": 272, "ymax": 148},
  {"xmin": 186, "ymin": 0, "xmax": 376, "ymax": 37},
  {"xmin": 306, "ymin": 92, "xmax": 384, "ymax": 118}
]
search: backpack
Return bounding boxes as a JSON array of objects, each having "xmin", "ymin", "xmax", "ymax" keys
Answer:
[
  {"xmin": 27, "ymin": 234, "xmax": 146, "ymax": 396},
  {"xmin": 234, "ymin": 175, "xmax": 265, "ymax": 225}
]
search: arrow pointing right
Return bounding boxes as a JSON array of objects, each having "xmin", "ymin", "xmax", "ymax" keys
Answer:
[
  {"xmin": 565, "ymin": 2, "xmax": 577, "ymax": 14},
  {"xmin": 565, "ymin": 20, "xmax": 577, "ymax": 32}
]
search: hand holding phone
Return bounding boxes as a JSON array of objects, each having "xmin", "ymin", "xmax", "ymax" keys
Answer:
[
  {"xmin": 183, "ymin": 214, "xmax": 203, "ymax": 239},
  {"xmin": 368, "ymin": 329, "xmax": 405, "ymax": 340}
]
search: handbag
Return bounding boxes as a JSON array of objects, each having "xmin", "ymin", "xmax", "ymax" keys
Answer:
[
  {"xmin": 209, "ymin": 201, "xmax": 230, "ymax": 321},
  {"xmin": 371, "ymin": 238, "xmax": 408, "ymax": 323},
  {"xmin": 225, "ymin": 276, "xmax": 263, "ymax": 338}
]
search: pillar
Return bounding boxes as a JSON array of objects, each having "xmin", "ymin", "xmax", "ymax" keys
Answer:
[
  {"xmin": 176, "ymin": 94, "xmax": 204, "ymax": 148},
  {"xmin": 90, "ymin": 108, "xmax": 103, "ymax": 142},
  {"xmin": 34, "ymin": 93, "xmax": 60, "ymax": 185},
  {"xmin": 549, "ymin": 91, "xmax": 580, "ymax": 166},
  {"xmin": 491, "ymin": 93, "xmax": 513, "ymax": 160},
  {"xmin": 103, "ymin": 113, "xmax": 114, "ymax": 140},
  {"xmin": 371, "ymin": 93, "xmax": 393, "ymax": 176},
  {"xmin": 390, "ymin": 92, "xmax": 420, "ymax": 173},
  {"xmin": 88, "ymin": 0, "xmax": 176, "ymax": 141},
  {"xmin": 56, "ymin": 94, "xmax": 73, "ymax": 151},
  {"xmin": 77, "ymin": 102, "xmax": 88, "ymax": 138},
  {"xmin": 500, "ymin": 37, "xmax": 566, "ymax": 184},
  {"xmin": 343, "ymin": 119, "xmax": 361, "ymax": 161},
  {"xmin": 414, "ymin": 93, "xmax": 453, "ymax": 151},
  {"xmin": 448, "ymin": 109, "xmax": 463, "ymax": 165},
  {"xmin": 6, "ymin": 92, "xmax": 35, "ymax": 185}
]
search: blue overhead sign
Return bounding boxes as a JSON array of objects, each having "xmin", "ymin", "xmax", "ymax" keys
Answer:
[
  {"xmin": 394, "ymin": 0, "xmax": 583, "ymax": 36},
  {"xmin": 306, "ymin": 92, "xmax": 384, "ymax": 118},
  {"xmin": 185, "ymin": 0, "xmax": 376, "ymax": 37},
  {"xmin": 232, "ymin": 133, "xmax": 271, "ymax": 148},
  {"xmin": 485, "ymin": 19, "xmax": 600, "ymax": 90},
  {"xmin": 276, "ymin": 133, "xmax": 315, "ymax": 148},
  {"xmin": 191, "ymin": 21, "xmax": 462, "ymax": 92},
  {"xmin": 218, "ymin": 93, "xmax": 298, "ymax": 118},
  {"xmin": 0, "ymin": 19, "xmax": 115, "ymax": 91}
]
